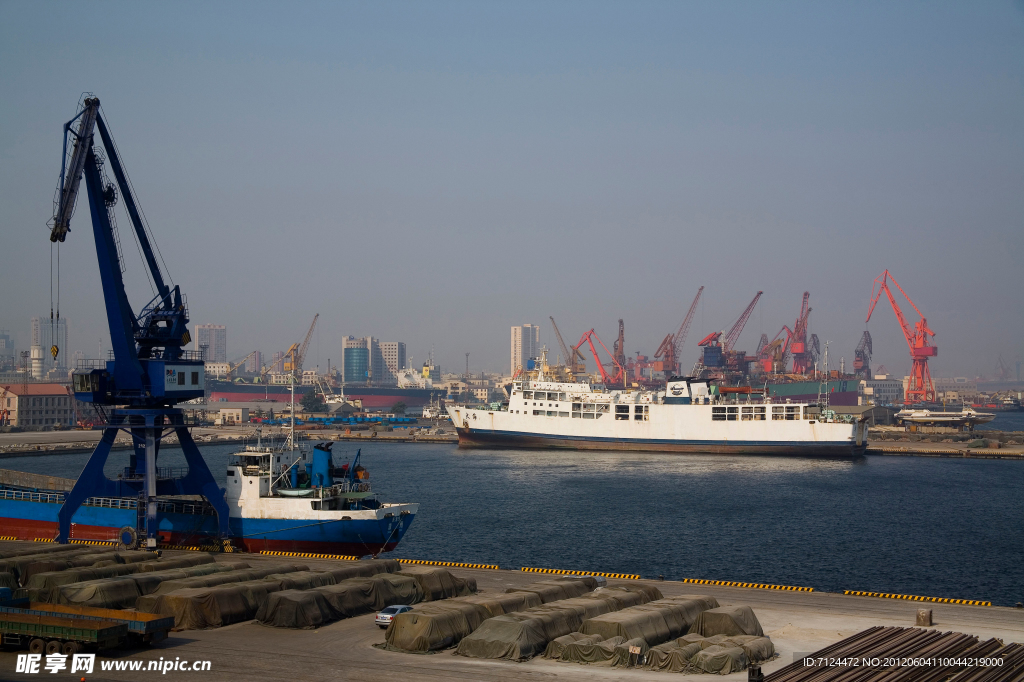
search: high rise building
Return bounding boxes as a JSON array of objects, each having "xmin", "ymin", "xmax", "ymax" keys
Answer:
[
  {"xmin": 342, "ymin": 336, "xmax": 370, "ymax": 384},
  {"xmin": 32, "ymin": 317, "xmax": 69, "ymax": 371},
  {"xmin": 380, "ymin": 342, "xmax": 406, "ymax": 378},
  {"xmin": 194, "ymin": 324, "xmax": 227, "ymax": 362},
  {"xmin": 510, "ymin": 324, "xmax": 540, "ymax": 374},
  {"xmin": 0, "ymin": 329, "xmax": 15, "ymax": 371}
]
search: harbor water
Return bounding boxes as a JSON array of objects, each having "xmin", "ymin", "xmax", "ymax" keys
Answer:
[{"xmin": 3, "ymin": 428, "xmax": 1023, "ymax": 607}]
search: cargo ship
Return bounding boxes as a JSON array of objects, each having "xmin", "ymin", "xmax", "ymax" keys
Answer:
[
  {"xmin": 447, "ymin": 365, "xmax": 866, "ymax": 457},
  {"xmin": 0, "ymin": 442, "xmax": 417, "ymax": 555},
  {"xmin": 206, "ymin": 379, "xmax": 444, "ymax": 410}
]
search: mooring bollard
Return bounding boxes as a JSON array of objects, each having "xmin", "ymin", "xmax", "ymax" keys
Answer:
[{"xmin": 916, "ymin": 608, "xmax": 933, "ymax": 626}]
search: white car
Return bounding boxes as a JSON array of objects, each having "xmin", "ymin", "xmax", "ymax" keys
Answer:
[{"xmin": 375, "ymin": 605, "xmax": 413, "ymax": 628}]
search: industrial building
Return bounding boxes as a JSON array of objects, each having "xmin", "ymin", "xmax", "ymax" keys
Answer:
[
  {"xmin": 859, "ymin": 373, "xmax": 904, "ymax": 405},
  {"xmin": 342, "ymin": 336, "xmax": 407, "ymax": 385},
  {"xmin": 0, "ymin": 383, "xmax": 75, "ymax": 429},
  {"xmin": 510, "ymin": 324, "xmax": 540, "ymax": 375},
  {"xmin": 931, "ymin": 377, "xmax": 979, "ymax": 401},
  {"xmin": 194, "ymin": 324, "xmax": 227, "ymax": 362}
]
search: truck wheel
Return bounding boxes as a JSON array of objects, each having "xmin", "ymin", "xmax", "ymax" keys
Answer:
[
  {"xmin": 62, "ymin": 641, "xmax": 80, "ymax": 655},
  {"xmin": 28, "ymin": 638, "xmax": 45, "ymax": 654},
  {"xmin": 45, "ymin": 640, "xmax": 62, "ymax": 655}
]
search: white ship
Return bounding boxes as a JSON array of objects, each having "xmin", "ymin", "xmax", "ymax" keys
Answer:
[{"xmin": 446, "ymin": 363, "xmax": 866, "ymax": 457}]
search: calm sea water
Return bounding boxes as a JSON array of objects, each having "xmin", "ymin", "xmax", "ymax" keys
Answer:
[{"xmin": 3, "ymin": 423, "xmax": 1023, "ymax": 607}]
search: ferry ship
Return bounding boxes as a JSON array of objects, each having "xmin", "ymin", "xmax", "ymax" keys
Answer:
[
  {"xmin": 447, "ymin": 363, "xmax": 866, "ymax": 458},
  {"xmin": 0, "ymin": 442, "xmax": 418, "ymax": 555}
]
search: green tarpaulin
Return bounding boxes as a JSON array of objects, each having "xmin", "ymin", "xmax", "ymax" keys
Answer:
[
  {"xmin": 690, "ymin": 644, "xmax": 749, "ymax": 674},
  {"xmin": 579, "ymin": 595, "xmax": 719, "ymax": 645},
  {"xmin": 688, "ymin": 605, "xmax": 764, "ymax": 638}
]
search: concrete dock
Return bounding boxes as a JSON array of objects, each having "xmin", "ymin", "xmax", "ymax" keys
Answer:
[{"xmin": 1, "ymin": 543, "xmax": 1020, "ymax": 681}]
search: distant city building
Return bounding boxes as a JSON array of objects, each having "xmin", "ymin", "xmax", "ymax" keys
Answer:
[
  {"xmin": 342, "ymin": 336, "xmax": 404, "ymax": 385},
  {"xmin": 205, "ymin": 362, "xmax": 230, "ymax": 378},
  {"xmin": 510, "ymin": 324, "xmax": 540, "ymax": 375},
  {"xmin": 32, "ymin": 317, "xmax": 69, "ymax": 371},
  {"xmin": 271, "ymin": 351, "xmax": 285, "ymax": 373},
  {"xmin": 194, "ymin": 324, "xmax": 227, "ymax": 362},
  {"xmin": 930, "ymin": 377, "xmax": 978, "ymax": 401},
  {"xmin": 860, "ymin": 373, "xmax": 903, "ymax": 405},
  {"xmin": 0, "ymin": 330, "xmax": 13, "ymax": 371},
  {"xmin": 380, "ymin": 342, "xmax": 406, "ymax": 377}
]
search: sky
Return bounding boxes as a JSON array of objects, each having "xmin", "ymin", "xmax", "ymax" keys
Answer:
[{"xmin": 1, "ymin": 1, "xmax": 1022, "ymax": 379}]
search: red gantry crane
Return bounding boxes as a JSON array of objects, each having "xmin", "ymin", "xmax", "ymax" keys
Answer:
[
  {"xmin": 654, "ymin": 286, "xmax": 704, "ymax": 376},
  {"xmin": 789, "ymin": 292, "xmax": 815, "ymax": 375},
  {"xmin": 866, "ymin": 270, "xmax": 936, "ymax": 403}
]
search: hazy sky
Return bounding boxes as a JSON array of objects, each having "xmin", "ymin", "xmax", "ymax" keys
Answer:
[{"xmin": 2, "ymin": 1, "xmax": 1022, "ymax": 379}]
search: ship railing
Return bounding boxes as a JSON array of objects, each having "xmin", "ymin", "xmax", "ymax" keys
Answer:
[
  {"xmin": 0, "ymin": 488, "xmax": 65, "ymax": 504},
  {"xmin": 0, "ymin": 488, "xmax": 216, "ymax": 515}
]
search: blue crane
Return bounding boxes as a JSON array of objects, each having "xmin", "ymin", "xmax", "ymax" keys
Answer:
[{"xmin": 50, "ymin": 96, "xmax": 230, "ymax": 549}]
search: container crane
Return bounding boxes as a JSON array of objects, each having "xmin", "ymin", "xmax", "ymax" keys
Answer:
[
  {"xmin": 697, "ymin": 291, "xmax": 762, "ymax": 374},
  {"xmin": 549, "ymin": 316, "xmax": 585, "ymax": 374},
  {"xmin": 866, "ymin": 270, "xmax": 936, "ymax": 402},
  {"xmin": 48, "ymin": 97, "xmax": 229, "ymax": 547},
  {"xmin": 654, "ymin": 286, "xmax": 704, "ymax": 376}
]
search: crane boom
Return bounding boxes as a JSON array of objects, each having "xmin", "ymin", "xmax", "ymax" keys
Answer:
[
  {"xmin": 723, "ymin": 291, "xmax": 762, "ymax": 351},
  {"xmin": 549, "ymin": 317, "xmax": 584, "ymax": 373},
  {"xmin": 673, "ymin": 286, "xmax": 704, "ymax": 363},
  {"xmin": 866, "ymin": 270, "xmax": 936, "ymax": 402},
  {"xmin": 576, "ymin": 329, "xmax": 623, "ymax": 385},
  {"xmin": 294, "ymin": 313, "xmax": 319, "ymax": 377}
]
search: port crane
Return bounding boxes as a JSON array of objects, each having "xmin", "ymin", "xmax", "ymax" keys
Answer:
[
  {"xmin": 789, "ymin": 292, "xmax": 815, "ymax": 375},
  {"xmin": 283, "ymin": 314, "xmax": 319, "ymax": 378},
  {"xmin": 549, "ymin": 317, "xmax": 585, "ymax": 375},
  {"xmin": 866, "ymin": 270, "xmax": 936, "ymax": 402},
  {"xmin": 695, "ymin": 291, "xmax": 762, "ymax": 376},
  {"xmin": 853, "ymin": 331, "xmax": 872, "ymax": 380},
  {"xmin": 48, "ymin": 97, "xmax": 230, "ymax": 548},
  {"xmin": 577, "ymin": 329, "xmax": 625, "ymax": 386},
  {"xmin": 224, "ymin": 350, "xmax": 258, "ymax": 382},
  {"xmin": 654, "ymin": 286, "xmax": 704, "ymax": 376}
]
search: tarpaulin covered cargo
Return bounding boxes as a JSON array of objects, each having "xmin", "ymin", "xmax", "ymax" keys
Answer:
[
  {"xmin": 610, "ymin": 636, "xmax": 649, "ymax": 667},
  {"xmin": 579, "ymin": 595, "xmax": 719, "ymax": 645},
  {"xmin": 0, "ymin": 572, "xmax": 16, "ymax": 590},
  {"xmin": 507, "ymin": 578, "xmax": 594, "ymax": 604},
  {"xmin": 544, "ymin": 632, "xmax": 597, "ymax": 659},
  {"xmin": 384, "ymin": 601, "xmax": 494, "ymax": 653},
  {"xmin": 559, "ymin": 635, "xmax": 626, "ymax": 663},
  {"xmin": 645, "ymin": 641, "xmax": 704, "ymax": 672},
  {"xmin": 56, "ymin": 576, "xmax": 142, "ymax": 609},
  {"xmin": 137, "ymin": 579, "xmax": 286, "ymax": 630},
  {"xmin": 454, "ymin": 586, "xmax": 657, "ymax": 661},
  {"xmin": 0, "ymin": 544, "xmax": 84, "ymax": 560},
  {"xmin": 29, "ymin": 564, "xmax": 143, "ymax": 602},
  {"xmin": 116, "ymin": 552, "xmax": 161, "ymax": 564},
  {"xmin": 0, "ymin": 548, "xmax": 99, "ymax": 581},
  {"xmin": 253, "ymin": 589, "xmax": 336, "ymax": 629},
  {"xmin": 138, "ymin": 554, "xmax": 217, "ymax": 571},
  {"xmin": 690, "ymin": 644, "xmax": 749, "ymax": 674},
  {"xmin": 688, "ymin": 606, "xmax": 763, "ymax": 638},
  {"xmin": 267, "ymin": 570, "xmax": 337, "ymax": 591},
  {"xmin": 398, "ymin": 566, "xmax": 476, "ymax": 601},
  {"xmin": 457, "ymin": 591, "xmax": 541, "ymax": 617},
  {"xmin": 721, "ymin": 635, "xmax": 774, "ymax": 662},
  {"xmin": 148, "ymin": 564, "xmax": 299, "ymax": 595},
  {"xmin": 315, "ymin": 574, "xmax": 423, "ymax": 618}
]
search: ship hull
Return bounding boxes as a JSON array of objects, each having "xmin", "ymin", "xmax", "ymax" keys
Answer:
[
  {"xmin": 0, "ymin": 494, "xmax": 415, "ymax": 556},
  {"xmin": 455, "ymin": 426, "xmax": 862, "ymax": 457}
]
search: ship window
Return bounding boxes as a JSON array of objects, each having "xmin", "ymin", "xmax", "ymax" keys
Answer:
[
  {"xmin": 786, "ymin": 406, "xmax": 799, "ymax": 420},
  {"xmin": 559, "ymin": 393, "xmax": 567, "ymax": 401},
  {"xmin": 178, "ymin": 372, "xmax": 185, "ymax": 386},
  {"xmin": 741, "ymin": 406, "xmax": 753, "ymax": 421},
  {"xmin": 558, "ymin": 412, "xmax": 569, "ymax": 417},
  {"xmin": 572, "ymin": 412, "xmax": 581, "ymax": 418},
  {"xmin": 583, "ymin": 403, "xmax": 595, "ymax": 412},
  {"xmin": 533, "ymin": 410, "xmax": 542, "ymax": 416},
  {"xmin": 227, "ymin": 470, "xmax": 234, "ymax": 477},
  {"xmin": 572, "ymin": 403, "xmax": 581, "ymax": 411},
  {"xmin": 772, "ymin": 406, "xmax": 785, "ymax": 420},
  {"xmin": 191, "ymin": 372, "xmax": 199, "ymax": 385},
  {"xmin": 754, "ymin": 407, "xmax": 766, "ymax": 420},
  {"xmin": 597, "ymin": 404, "xmax": 610, "ymax": 413},
  {"xmin": 727, "ymin": 406, "xmax": 739, "ymax": 421},
  {"xmin": 712, "ymin": 406, "xmax": 727, "ymax": 421},
  {"xmin": 522, "ymin": 391, "xmax": 532, "ymax": 399},
  {"xmin": 583, "ymin": 412, "xmax": 594, "ymax": 419}
]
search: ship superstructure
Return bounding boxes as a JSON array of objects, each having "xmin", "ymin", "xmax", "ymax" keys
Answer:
[{"xmin": 447, "ymin": 361, "xmax": 865, "ymax": 457}]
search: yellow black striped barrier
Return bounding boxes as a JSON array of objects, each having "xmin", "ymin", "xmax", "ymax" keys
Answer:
[
  {"xmin": 521, "ymin": 567, "xmax": 640, "ymax": 580},
  {"xmin": 682, "ymin": 578, "xmax": 813, "ymax": 592},
  {"xmin": 0, "ymin": 536, "xmax": 17, "ymax": 541},
  {"xmin": 260, "ymin": 550, "xmax": 359, "ymax": 561},
  {"xmin": 157, "ymin": 544, "xmax": 212, "ymax": 552},
  {"xmin": 843, "ymin": 590, "xmax": 990, "ymax": 607},
  {"xmin": 398, "ymin": 559, "xmax": 499, "ymax": 570},
  {"xmin": 32, "ymin": 538, "xmax": 117, "ymax": 546}
]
